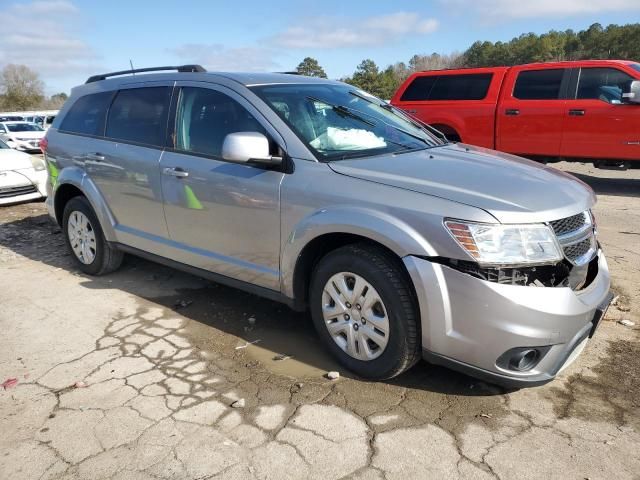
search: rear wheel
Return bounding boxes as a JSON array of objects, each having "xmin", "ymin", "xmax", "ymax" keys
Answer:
[
  {"xmin": 63, "ymin": 196, "xmax": 123, "ymax": 275},
  {"xmin": 310, "ymin": 243, "xmax": 420, "ymax": 379}
]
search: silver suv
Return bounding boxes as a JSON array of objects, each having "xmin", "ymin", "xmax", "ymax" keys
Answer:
[{"xmin": 44, "ymin": 65, "xmax": 612, "ymax": 387}]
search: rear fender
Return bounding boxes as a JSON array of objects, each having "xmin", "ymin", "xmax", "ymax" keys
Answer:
[{"xmin": 54, "ymin": 167, "xmax": 117, "ymax": 242}]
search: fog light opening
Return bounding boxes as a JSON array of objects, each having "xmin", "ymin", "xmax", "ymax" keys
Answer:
[{"xmin": 510, "ymin": 349, "xmax": 539, "ymax": 371}]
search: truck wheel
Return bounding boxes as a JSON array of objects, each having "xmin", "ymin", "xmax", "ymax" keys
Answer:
[
  {"xmin": 63, "ymin": 196, "xmax": 123, "ymax": 275},
  {"xmin": 309, "ymin": 243, "xmax": 421, "ymax": 379}
]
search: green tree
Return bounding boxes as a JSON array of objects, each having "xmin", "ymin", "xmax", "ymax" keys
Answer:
[
  {"xmin": 295, "ymin": 57, "xmax": 327, "ymax": 78},
  {"xmin": 0, "ymin": 64, "xmax": 44, "ymax": 110}
]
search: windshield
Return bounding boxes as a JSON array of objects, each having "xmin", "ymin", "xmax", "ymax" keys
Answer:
[
  {"xmin": 250, "ymin": 83, "xmax": 443, "ymax": 160},
  {"xmin": 6, "ymin": 123, "xmax": 44, "ymax": 132}
]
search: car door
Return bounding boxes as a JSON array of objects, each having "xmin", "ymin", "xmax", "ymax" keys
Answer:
[
  {"xmin": 496, "ymin": 67, "xmax": 569, "ymax": 157},
  {"xmin": 91, "ymin": 83, "xmax": 173, "ymax": 250},
  {"xmin": 560, "ymin": 66, "xmax": 640, "ymax": 161},
  {"xmin": 159, "ymin": 82, "xmax": 285, "ymax": 290}
]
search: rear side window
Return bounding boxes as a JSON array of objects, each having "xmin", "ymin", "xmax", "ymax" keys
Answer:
[
  {"xmin": 59, "ymin": 92, "xmax": 113, "ymax": 136},
  {"xmin": 513, "ymin": 69, "xmax": 564, "ymax": 100},
  {"xmin": 105, "ymin": 87, "xmax": 171, "ymax": 147},
  {"xmin": 400, "ymin": 74, "xmax": 492, "ymax": 101},
  {"xmin": 576, "ymin": 68, "xmax": 634, "ymax": 104}
]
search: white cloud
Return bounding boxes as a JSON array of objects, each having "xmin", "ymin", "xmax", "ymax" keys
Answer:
[
  {"xmin": 270, "ymin": 12, "xmax": 439, "ymax": 49},
  {"xmin": 441, "ymin": 0, "xmax": 638, "ymax": 19},
  {"xmin": 168, "ymin": 44, "xmax": 280, "ymax": 72},
  {"xmin": 0, "ymin": 0, "xmax": 98, "ymax": 89}
]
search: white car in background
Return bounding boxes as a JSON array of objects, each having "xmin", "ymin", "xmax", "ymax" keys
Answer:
[
  {"xmin": 0, "ymin": 121, "xmax": 46, "ymax": 152},
  {"xmin": 0, "ymin": 138, "xmax": 47, "ymax": 205}
]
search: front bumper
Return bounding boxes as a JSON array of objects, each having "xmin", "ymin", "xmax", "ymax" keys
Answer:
[
  {"xmin": 0, "ymin": 169, "xmax": 47, "ymax": 205},
  {"xmin": 404, "ymin": 251, "xmax": 611, "ymax": 388}
]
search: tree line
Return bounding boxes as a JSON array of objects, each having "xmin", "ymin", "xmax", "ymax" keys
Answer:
[
  {"xmin": 0, "ymin": 64, "xmax": 67, "ymax": 111},
  {"xmin": 296, "ymin": 22, "xmax": 640, "ymax": 99}
]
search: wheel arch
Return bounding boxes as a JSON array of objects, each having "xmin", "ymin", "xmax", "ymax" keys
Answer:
[
  {"xmin": 282, "ymin": 207, "xmax": 435, "ymax": 310},
  {"xmin": 53, "ymin": 168, "xmax": 117, "ymax": 241}
]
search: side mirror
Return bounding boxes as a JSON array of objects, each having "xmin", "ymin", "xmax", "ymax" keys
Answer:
[
  {"xmin": 622, "ymin": 80, "xmax": 640, "ymax": 104},
  {"xmin": 222, "ymin": 132, "xmax": 282, "ymax": 166}
]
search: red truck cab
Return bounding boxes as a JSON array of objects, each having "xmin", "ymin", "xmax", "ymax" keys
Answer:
[{"xmin": 391, "ymin": 60, "xmax": 640, "ymax": 165}]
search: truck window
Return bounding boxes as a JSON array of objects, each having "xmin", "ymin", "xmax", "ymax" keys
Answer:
[
  {"xmin": 400, "ymin": 74, "xmax": 493, "ymax": 101},
  {"xmin": 576, "ymin": 68, "xmax": 634, "ymax": 104},
  {"xmin": 513, "ymin": 69, "xmax": 564, "ymax": 100},
  {"xmin": 59, "ymin": 92, "xmax": 113, "ymax": 136}
]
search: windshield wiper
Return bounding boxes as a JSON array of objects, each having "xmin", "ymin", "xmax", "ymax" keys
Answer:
[{"xmin": 306, "ymin": 96, "xmax": 376, "ymax": 127}]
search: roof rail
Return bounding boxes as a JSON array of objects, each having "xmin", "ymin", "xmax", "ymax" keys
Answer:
[
  {"xmin": 277, "ymin": 71, "xmax": 301, "ymax": 75},
  {"xmin": 85, "ymin": 65, "xmax": 206, "ymax": 84}
]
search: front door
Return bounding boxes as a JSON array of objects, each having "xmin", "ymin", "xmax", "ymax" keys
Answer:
[
  {"xmin": 561, "ymin": 67, "xmax": 640, "ymax": 161},
  {"xmin": 159, "ymin": 83, "xmax": 285, "ymax": 290},
  {"xmin": 497, "ymin": 68, "xmax": 568, "ymax": 157}
]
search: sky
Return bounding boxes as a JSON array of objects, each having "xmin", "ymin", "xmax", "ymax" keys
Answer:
[{"xmin": 0, "ymin": 0, "xmax": 636, "ymax": 95}]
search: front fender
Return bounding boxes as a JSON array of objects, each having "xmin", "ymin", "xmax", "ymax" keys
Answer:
[
  {"xmin": 280, "ymin": 206, "xmax": 438, "ymax": 298},
  {"xmin": 53, "ymin": 167, "xmax": 117, "ymax": 242}
]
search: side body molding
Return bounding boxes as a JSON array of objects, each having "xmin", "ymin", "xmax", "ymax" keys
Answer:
[{"xmin": 280, "ymin": 205, "xmax": 438, "ymax": 299}]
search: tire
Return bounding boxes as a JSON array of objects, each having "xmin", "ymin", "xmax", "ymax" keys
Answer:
[
  {"xmin": 309, "ymin": 243, "xmax": 421, "ymax": 380},
  {"xmin": 62, "ymin": 196, "xmax": 123, "ymax": 275}
]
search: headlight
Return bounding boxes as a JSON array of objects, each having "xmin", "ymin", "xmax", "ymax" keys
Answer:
[
  {"xmin": 30, "ymin": 156, "xmax": 46, "ymax": 171},
  {"xmin": 445, "ymin": 220, "xmax": 563, "ymax": 266}
]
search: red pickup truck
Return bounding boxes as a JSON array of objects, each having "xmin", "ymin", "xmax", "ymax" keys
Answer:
[{"xmin": 391, "ymin": 60, "xmax": 640, "ymax": 166}]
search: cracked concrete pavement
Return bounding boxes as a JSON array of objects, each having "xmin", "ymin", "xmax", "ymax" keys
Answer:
[{"xmin": 0, "ymin": 162, "xmax": 638, "ymax": 479}]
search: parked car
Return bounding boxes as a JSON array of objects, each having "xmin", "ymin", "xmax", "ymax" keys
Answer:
[
  {"xmin": 23, "ymin": 115, "xmax": 57, "ymax": 130},
  {"xmin": 0, "ymin": 138, "xmax": 47, "ymax": 205},
  {"xmin": 0, "ymin": 121, "xmax": 46, "ymax": 152},
  {"xmin": 391, "ymin": 60, "xmax": 640, "ymax": 168},
  {"xmin": 0, "ymin": 115, "xmax": 25, "ymax": 122},
  {"xmin": 43, "ymin": 65, "xmax": 612, "ymax": 387}
]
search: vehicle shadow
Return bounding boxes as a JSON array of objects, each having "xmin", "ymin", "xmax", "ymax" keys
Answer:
[{"xmin": 0, "ymin": 212, "xmax": 507, "ymax": 397}]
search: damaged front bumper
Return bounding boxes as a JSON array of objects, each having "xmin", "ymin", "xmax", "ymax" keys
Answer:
[{"xmin": 404, "ymin": 250, "xmax": 612, "ymax": 388}]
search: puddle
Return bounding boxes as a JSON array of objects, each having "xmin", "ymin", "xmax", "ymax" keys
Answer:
[{"xmin": 151, "ymin": 284, "xmax": 340, "ymax": 379}]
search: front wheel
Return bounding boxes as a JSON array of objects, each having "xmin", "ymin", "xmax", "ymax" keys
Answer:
[{"xmin": 309, "ymin": 243, "xmax": 421, "ymax": 380}]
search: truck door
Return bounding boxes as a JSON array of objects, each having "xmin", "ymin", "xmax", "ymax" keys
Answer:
[
  {"xmin": 561, "ymin": 66, "xmax": 640, "ymax": 161},
  {"xmin": 497, "ymin": 68, "xmax": 569, "ymax": 158}
]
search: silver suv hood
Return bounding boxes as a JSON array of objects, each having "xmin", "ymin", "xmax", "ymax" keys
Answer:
[{"xmin": 328, "ymin": 143, "xmax": 596, "ymax": 224}]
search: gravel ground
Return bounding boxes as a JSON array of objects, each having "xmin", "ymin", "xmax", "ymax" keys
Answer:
[{"xmin": 0, "ymin": 161, "xmax": 638, "ymax": 480}]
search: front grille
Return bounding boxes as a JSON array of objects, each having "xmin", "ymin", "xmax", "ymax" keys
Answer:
[
  {"xmin": 0, "ymin": 184, "xmax": 37, "ymax": 198},
  {"xmin": 549, "ymin": 212, "xmax": 587, "ymax": 236},
  {"xmin": 564, "ymin": 237, "xmax": 593, "ymax": 262},
  {"xmin": 548, "ymin": 211, "xmax": 596, "ymax": 266}
]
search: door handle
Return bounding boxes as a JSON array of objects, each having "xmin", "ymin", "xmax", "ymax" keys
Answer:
[
  {"xmin": 85, "ymin": 152, "xmax": 105, "ymax": 162},
  {"xmin": 163, "ymin": 167, "xmax": 189, "ymax": 178},
  {"xmin": 505, "ymin": 109, "xmax": 520, "ymax": 116},
  {"xmin": 405, "ymin": 109, "xmax": 417, "ymax": 114},
  {"xmin": 569, "ymin": 109, "xmax": 585, "ymax": 116}
]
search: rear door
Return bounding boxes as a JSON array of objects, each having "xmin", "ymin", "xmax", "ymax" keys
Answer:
[
  {"xmin": 497, "ymin": 67, "xmax": 569, "ymax": 157},
  {"xmin": 92, "ymin": 83, "xmax": 173, "ymax": 247},
  {"xmin": 561, "ymin": 66, "xmax": 640, "ymax": 161},
  {"xmin": 159, "ymin": 82, "xmax": 285, "ymax": 290}
]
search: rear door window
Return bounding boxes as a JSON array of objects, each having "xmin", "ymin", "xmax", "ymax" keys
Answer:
[
  {"xmin": 105, "ymin": 87, "xmax": 172, "ymax": 147},
  {"xmin": 513, "ymin": 69, "xmax": 565, "ymax": 100},
  {"xmin": 576, "ymin": 68, "xmax": 634, "ymax": 104},
  {"xmin": 59, "ymin": 92, "xmax": 113, "ymax": 136},
  {"xmin": 400, "ymin": 74, "xmax": 492, "ymax": 101}
]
